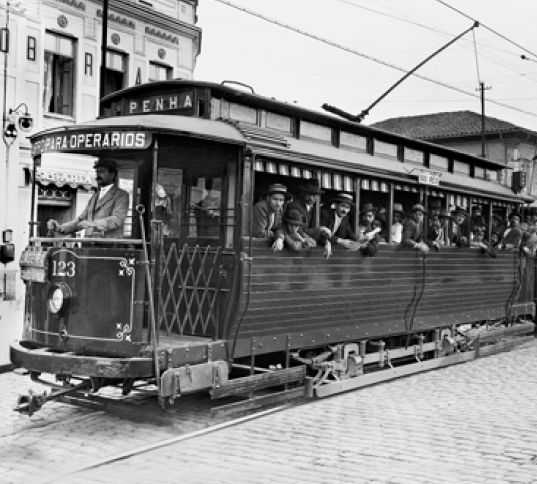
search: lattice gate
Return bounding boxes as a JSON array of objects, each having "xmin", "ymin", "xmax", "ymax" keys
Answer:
[{"xmin": 157, "ymin": 244, "xmax": 222, "ymax": 337}]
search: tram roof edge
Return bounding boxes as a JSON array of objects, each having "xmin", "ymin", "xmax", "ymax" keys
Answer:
[{"xmin": 28, "ymin": 114, "xmax": 247, "ymax": 148}]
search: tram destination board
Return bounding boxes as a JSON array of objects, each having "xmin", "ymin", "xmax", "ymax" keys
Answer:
[
  {"xmin": 418, "ymin": 169, "xmax": 441, "ymax": 186},
  {"xmin": 19, "ymin": 248, "xmax": 49, "ymax": 283}
]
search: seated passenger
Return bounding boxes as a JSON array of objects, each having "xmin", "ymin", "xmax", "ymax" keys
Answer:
[
  {"xmin": 372, "ymin": 214, "xmax": 387, "ymax": 243},
  {"xmin": 427, "ymin": 218, "xmax": 443, "ymax": 247},
  {"xmin": 428, "ymin": 199, "xmax": 442, "ymax": 226},
  {"xmin": 252, "ymin": 184, "xmax": 288, "ymax": 239},
  {"xmin": 451, "ymin": 206, "xmax": 469, "ymax": 246},
  {"xmin": 274, "ymin": 208, "xmax": 316, "ymax": 251},
  {"xmin": 357, "ymin": 202, "xmax": 380, "ymax": 257},
  {"xmin": 439, "ymin": 209, "xmax": 452, "ymax": 246},
  {"xmin": 499, "ymin": 211, "xmax": 522, "ymax": 250},
  {"xmin": 458, "ymin": 217, "xmax": 497, "ymax": 258},
  {"xmin": 390, "ymin": 203, "xmax": 405, "ymax": 244},
  {"xmin": 286, "ymin": 179, "xmax": 324, "ymax": 232},
  {"xmin": 320, "ymin": 193, "xmax": 358, "ymax": 249},
  {"xmin": 521, "ymin": 219, "xmax": 537, "ymax": 256},
  {"xmin": 401, "ymin": 204, "xmax": 438, "ymax": 253}
]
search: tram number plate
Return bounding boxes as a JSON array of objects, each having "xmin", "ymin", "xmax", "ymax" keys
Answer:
[
  {"xmin": 418, "ymin": 170, "xmax": 441, "ymax": 186},
  {"xmin": 20, "ymin": 267, "xmax": 47, "ymax": 283}
]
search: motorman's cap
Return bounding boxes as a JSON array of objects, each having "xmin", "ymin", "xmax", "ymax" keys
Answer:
[
  {"xmin": 266, "ymin": 184, "xmax": 288, "ymax": 197},
  {"xmin": 332, "ymin": 193, "xmax": 355, "ymax": 207},
  {"xmin": 94, "ymin": 158, "xmax": 118, "ymax": 172}
]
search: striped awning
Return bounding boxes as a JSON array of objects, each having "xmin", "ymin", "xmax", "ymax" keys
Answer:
[
  {"xmin": 321, "ymin": 172, "xmax": 354, "ymax": 192},
  {"xmin": 394, "ymin": 183, "xmax": 419, "ymax": 193},
  {"xmin": 361, "ymin": 179, "xmax": 389, "ymax": 192},
  {"xmin": 254, "ymin": 160, "xmax": 316, "ymax": 179}
]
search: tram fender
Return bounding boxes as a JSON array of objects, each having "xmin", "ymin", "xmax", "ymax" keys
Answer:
[{"xmin": 160, "ymin": 361, "xmax": 229, "ymax": 398}]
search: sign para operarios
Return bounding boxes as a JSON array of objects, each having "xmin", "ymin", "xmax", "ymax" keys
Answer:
[{"xmin": 31, "ymin": 130, "xmax": 153, "ymax": 156}]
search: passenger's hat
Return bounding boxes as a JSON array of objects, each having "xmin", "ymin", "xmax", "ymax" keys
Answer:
[
  {"xmin": 331, "ymin": 193, "xmax": 355, "ymax": 207},
  {"xmin": 453, "ymin": 205, "xmax": 468, "ymax": 216},
  {"xmin": 94, "ymin": 158, "xmax": 118, "ymax": 172},
  {"xmin": 360, "ymin": 202, "xmax": 378, "ymax": 215},
  {"xmin": 298, "ymin": 178, "xmax": 324, "ymax": 194},
  {"xmin": 266, "ymin": 183, "xmax": 288, "ymax": 197},
  {"xmin": 283, "ymin": 208, "xmax": 306, "ymax": 226},
  {"xmin": 439, "ymin": 209, "xmax": 451, "ymax": 219},
  {"xmin": 373, "ymin": 213, "xmax": 386, "ymax": 227},
  {"xmin": 429, "ymin": 199, "xmax": 442, "ymax": 209},
  {"xmin": 409, "ymin": 204, "xmax": 427, "ymax": 214},
  {"xmin": 393, "ymin": 203, "xmax": 405, "ymax": 215},
  {"xmin": 508, "ymin": 211, "xmax": 522, "ymax": 221}
]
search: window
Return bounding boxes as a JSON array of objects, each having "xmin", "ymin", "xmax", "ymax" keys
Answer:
[
  {"xmin": 85, "ymin": 53, "xmax": 93, "ymax": 76},
  {"xmin": 27, "ymin": 36, "xmax": 36, "ymax": 60},
  {"xmin": 149, "ymin": 61, "xmax": 172, "ymax": 82},
  {"xmin": 43, "ymin": 32, "xmax": 75, "ymax": 116},
  {"xmin": 474, "ymin": 166, "xmax": 486, "ymax": 179},
  {"xmin": 104, "ymin": 50, "xmax": 127, "ymax": 96},
  {"xmin": 453, "ymin": 160, "xmax": 471, "ymax": 176}
]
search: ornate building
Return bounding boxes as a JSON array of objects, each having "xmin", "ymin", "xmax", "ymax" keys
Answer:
[{"xmin": 0, "ymin": 0, "xmax": 201, "ymax": 367}]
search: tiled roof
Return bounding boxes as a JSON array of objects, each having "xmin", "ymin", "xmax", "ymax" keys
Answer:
[{"xmin": 370, "ymin": 110, "xmax": 528, "ymax": 140}]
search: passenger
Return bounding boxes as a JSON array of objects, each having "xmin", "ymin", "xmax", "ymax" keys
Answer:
[
  {"xmin": 320, "ymin": 193, "xmax": 358, "ymax": 249},
  {"xmin": 451, "ymin": 206, "xmax": 469, "ymax": 246},
  {"xmin": 372, "ymin": 213, "xmax": 387, "ymax": 243},
  {"xmin": 458, "ymin": 217, "xmax": 497, "ymax": 257},
  {"xmin": 491, "ymin": 213, "xmax": 505, "ymax": 243},
  {"xmin": 48, "ymin": 159, "xmax": 129, "ymax": 238},
  {"xmin": 252, "ymin": 184, "xmax": 288, "ymax": 239},
  {"xmin": 357, "ymin": 202, "xmax": 380, "ymax": 257},
  {"xmin": 286, "ymin": 178, "xmax": 324, "ymax": 232},
  {"xmin": 498, "ymin": 211, "xmax": 522, "ymax": 250},
  {"xmin": 401, "ymin": 204, "xmax": 438, "ymax": 253},
  {"xmin": 490, "ymin": 231, "xmax": 501, "ymax": 248},
  {"xmin": 428, "ymin": 199, "xmax": 442, "ymax": 226},
  {"xmin": 427, "ymin": 218, "xmax": 444, "ymax": 246},
  {"xmin": 390, "ymin": 203, "xmax": 405, "ymax": 244},
  {"xmin": 521, "ymin": 219, "xmax": 537, "ymax": 256},
  {"xmin": 439, "ymin": 209, "xmax": 452, "ymax": 246},
  {"xmin": 274, "ymin": 207, "xmax": 332, "ymax": 258}
]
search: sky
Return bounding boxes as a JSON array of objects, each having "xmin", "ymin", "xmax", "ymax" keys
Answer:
[{"xmin": 194, "ymin": 0, "xmax": 537, "ymax": 131}]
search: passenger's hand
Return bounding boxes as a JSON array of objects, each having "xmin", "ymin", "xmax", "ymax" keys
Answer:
[
  {"xmin": 47, "ymin": 219, "xmax": 60, "ymax": 232},
  {"xmin": 347, "ymin": 241, "xmax": 362, "ymax": 251},
  {"xmin": 272, "ymin": 238, "xmax": 284, "ymax": 252},
  {"xmin": 324, "ymin": 241, "xmax": 332, "ymax": 259},
  {"xmin": 432, "ymin": 241, "xmax": 441, "ymax": 251},
  {"xmin": 523, "ymin": 246, "xmax": 530, "ymax": 255},
  {"xmin": 78, "ymin": 220, "xmax": 95, "ymax": 230},
  {"xmin": 320, "ymin": 226, "xmax": 332, "ymax": 237},
  {"xmin": 415, "ymin": 243, "xmax": 429, "ymax": 254}
]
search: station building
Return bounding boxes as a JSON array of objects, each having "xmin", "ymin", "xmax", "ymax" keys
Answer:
[{"xmin": 0, "ymin": 0, "xmax": 201, "ymax": 368}]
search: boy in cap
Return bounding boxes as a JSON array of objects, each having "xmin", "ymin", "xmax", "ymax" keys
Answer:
[
  {"xmin": 286, "ymin": 178, "xmax": 324, "ymax": 231},
  {"xmin": 356, "ymin": 202, "xmax": 380, "ymax": 256},
  {"xmin": 252, "ymin": 184, "xmax": 288, "ymax": 239},
  {"xmin": 48, "ymin": 158, "xmax": 129, "ymax": 238},
  {"xmin": 402, "ymin": 204, "xmax": 439, "ymax": 253},
  {"xmin": 451, "ymin": 206, "xmax": 469, "ymax": 246},
  {"xmin": 499, "ymin": 211, "xmax": 522, "ymax": 250}
]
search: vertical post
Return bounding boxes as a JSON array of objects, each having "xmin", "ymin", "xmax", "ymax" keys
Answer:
[
  {"xmin": 29, "ymin": 155, "xmax": 40, "ymax": 239},
  {"xmin": 150, "ymin": 136, "xmax": 159, "ymax": 342},
  {"xmin": 467, "ymin": 201, "xmax": 473, "ymax": 242},
  {"xmin": 99, "ymin": 0, "xmax": 109, "ymax": 116},
  {"xmin": 354, "ymin": 178, "xmax": 361, "ymax": 234},
  {"xmin": 488, "ymin": 202, "xmax": 493, "ymax": 244},
  {"xmin": 476, "ymin": 81, "xmax": 491, "ymax": 158},
  {"xmin": 387, "ymin": 182, "xmax": 394, "ymax": 244}
]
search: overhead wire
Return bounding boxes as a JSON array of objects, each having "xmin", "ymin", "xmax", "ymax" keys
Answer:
[
  {"xmin": 432, "ymin": 0, "xmax": 537, "ymax": 59},
  {"xmin": 210, "ymin": 0, "xmax": 537, "ymax": 119}
]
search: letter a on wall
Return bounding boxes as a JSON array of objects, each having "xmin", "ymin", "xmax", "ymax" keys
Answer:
[{"xmin": 135, "ymin": 67, "xmax": 142, "ymax": 85}]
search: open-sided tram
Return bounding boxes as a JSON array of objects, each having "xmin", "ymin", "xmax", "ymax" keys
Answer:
[{"xmin": 11, "ymin": 80, "xmax": 536, "ymax": 415}]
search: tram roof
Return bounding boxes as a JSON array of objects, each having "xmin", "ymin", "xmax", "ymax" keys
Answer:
[{"xmin": 101, "ymin": 80, "xmax": 505, "ymax": 171}]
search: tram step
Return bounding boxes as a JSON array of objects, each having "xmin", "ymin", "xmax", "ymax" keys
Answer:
[
  {"xmin": 210, "ymin": 366, "xmax": 306, "ymax": 400},
  {"xmin": 479, "ymin": 322, "xmax": 535, "ymax": 343}
]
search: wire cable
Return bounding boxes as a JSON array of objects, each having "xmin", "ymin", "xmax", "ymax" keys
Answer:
[
  {"xmin": 211, "ymin": 0, "xmax": 537, "ymax": 119},
  {"xmin": 433, "ymin": 0, "xmax": 537, "ymax": 59},
  {"xmin": 472, "ymin": 29, "xmax": 482, "ymax": 84}
]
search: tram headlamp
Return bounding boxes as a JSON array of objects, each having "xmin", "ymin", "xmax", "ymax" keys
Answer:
[{"xmin": 47, "ymin": 283, "xmax": 71, "ymax": 315}]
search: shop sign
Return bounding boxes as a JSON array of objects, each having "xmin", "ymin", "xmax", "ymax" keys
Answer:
[
  {"xmin": 32, "ymin": 130, "xmax": 152, "ymax": 155},
  {"xmin": 36, "ymin": 169, "xmax": 95, "ymax": 187}
]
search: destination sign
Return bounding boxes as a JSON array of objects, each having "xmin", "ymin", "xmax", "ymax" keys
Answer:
[
  {"xmin": 127, "ymin": 90, "xmax": 194, "ymax": 115},
  {"xmin": 32, "ymin": 131, "xmax": 153, "ymax": 155},
  {"xmin": 417, "ymin": 170, "xmax": 441, "ymax": 186}
]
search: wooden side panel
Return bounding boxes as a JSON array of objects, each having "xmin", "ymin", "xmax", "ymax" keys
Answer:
[{"xmin": 228, "ymin": 243, "xmax": 526, "ymax": 358}]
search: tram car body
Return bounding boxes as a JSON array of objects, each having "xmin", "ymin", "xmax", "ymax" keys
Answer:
[{"xmin": 11, "ymin": 80, "xmax": 536, "ymax": 412}]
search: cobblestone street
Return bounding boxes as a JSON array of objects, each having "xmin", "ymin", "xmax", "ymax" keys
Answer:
[{"xmin": 2, "ymin": 340, "xmax": 537, "ymax": 484}]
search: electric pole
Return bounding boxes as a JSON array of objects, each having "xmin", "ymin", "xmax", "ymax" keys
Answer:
[{"xmin": 476, "ymin": 81, "xmax": 491, "ymax": 158}]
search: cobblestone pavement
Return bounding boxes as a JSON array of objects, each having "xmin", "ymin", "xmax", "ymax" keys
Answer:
[{"xmin": 3, "ymin": 340, "xmax": 537, "ymax": 484}]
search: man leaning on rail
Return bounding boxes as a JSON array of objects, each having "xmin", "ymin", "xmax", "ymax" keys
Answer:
[{"xmin": 47, "ymin": 159, "xmax": 129, "ymax": 239}]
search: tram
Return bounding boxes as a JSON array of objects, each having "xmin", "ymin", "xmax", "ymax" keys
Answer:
[{"xmin": 11, "ymin": 80, "xmax": 536, "ymax": 415}]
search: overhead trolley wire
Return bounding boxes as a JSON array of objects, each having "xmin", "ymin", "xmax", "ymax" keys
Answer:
[
  {"xmin": 210, "ymin": 0, "xmax": 537, "ymax": 119},
  {"xmin": 433, "ymin": 0, "xmax": 537, "ymax": 60}
]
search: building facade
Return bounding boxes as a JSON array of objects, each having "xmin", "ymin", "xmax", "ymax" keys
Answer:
[
  {"xmin": 0, "ymin": 0, "xmax": 201, "ymax": 367},
  {"xmin": 372, "ymin": 111, "xmax": 537, "ymax": 202}
]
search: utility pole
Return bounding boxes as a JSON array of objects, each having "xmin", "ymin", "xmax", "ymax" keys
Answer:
[
  {"xmin": 476, "ymin": 81, "xmax": 491, "ymax": 158},
  {"xmin": 99, "ymin": 0, "xmax": 109, "ymax": 116}
]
